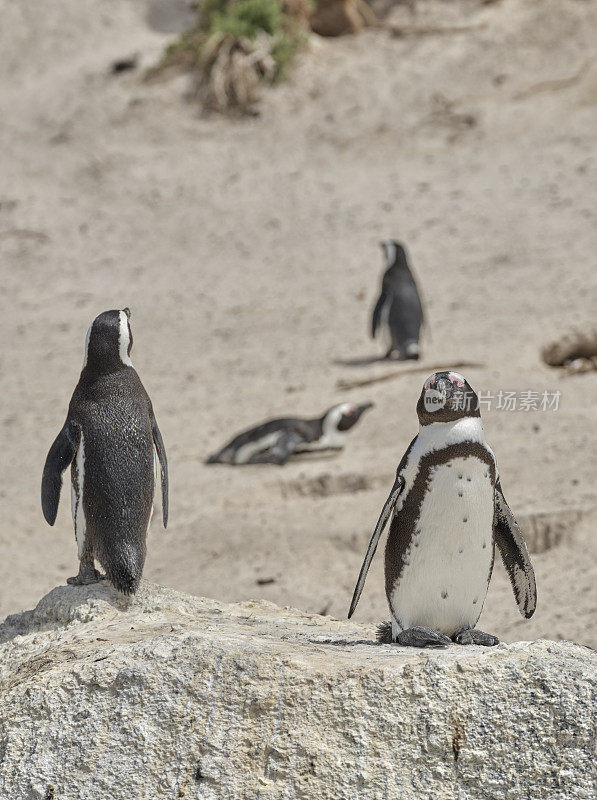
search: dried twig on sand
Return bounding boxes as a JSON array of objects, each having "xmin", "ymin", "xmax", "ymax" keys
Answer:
[
  {"xmin": 148, "ymin": 0, "xmax": 308, "ymax": 114},
  {"xmin": 514, "ymin": 58, "xmax": 594, "ymax": 101},
  {"xmin": 336, "ymin": 361, "xmax": 485, "ymax": 391},
  {"xmin": 389, "ymin": 23, "xmax": 487, "ymax": 38}
]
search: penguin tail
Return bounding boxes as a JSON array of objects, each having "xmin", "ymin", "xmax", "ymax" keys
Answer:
[
  {"xmin": 99, "ymin": 539, "xmax": 145, "ymax": 596},
  {"xmin": 376, "ymin": 621, "xmax": 393, "ymax": 644},
  {"xmin": 206, "ymin": 448, "xmax": 235, "ymax": 465},
  {"xmin": 106, "ymin": 566, "xmax": 141, "ymax": 596}
]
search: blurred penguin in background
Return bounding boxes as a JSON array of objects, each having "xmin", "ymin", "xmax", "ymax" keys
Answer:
[
  {"xmin": 206, "ymin": 402, "xmax": 373, "ymax": 466},
  {"xmin": 371, "ymin": 241, "xmax": 424, "ymax": 361}
]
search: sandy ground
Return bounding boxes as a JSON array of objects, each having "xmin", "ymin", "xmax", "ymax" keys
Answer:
[{"xmin": 1, "ymin": 0, "xmax": 595, "ymax": 646}]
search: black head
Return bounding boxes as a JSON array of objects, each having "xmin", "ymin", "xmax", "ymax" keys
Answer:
[
  {"xmin": 83, "ymin": 308, "xmax": 133, "ymax": 373},
  {"xmin": 323, "ymin": 402, "xmax": 374, "ymax": 435},
  {"xmin": 380, "ymin": 240, "xmax": 408, "ymax": 270},
  {"xmin": 416, "ymin": 371, "xmax": 480, "ymax": 426},
  {"xmin": 337, "ymin": 402, "xmax": 374, "ymax": 431}
]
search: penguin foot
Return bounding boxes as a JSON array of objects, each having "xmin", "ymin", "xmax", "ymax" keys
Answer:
[
  {"xmin": 453, "ymin": 627, "xmax": 499, "ymax": 646},
  {"xmin": 396, "ymin": 626, "xmax": 452, "ymax": 648},
  {"xmin": 67, "ymin": 561, "xmax": 103, "ymax": 586}
]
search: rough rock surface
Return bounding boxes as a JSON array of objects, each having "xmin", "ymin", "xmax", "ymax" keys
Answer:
[{"xmin": 0, "ymin": 582, "xmax": 594, "ymax": 800}]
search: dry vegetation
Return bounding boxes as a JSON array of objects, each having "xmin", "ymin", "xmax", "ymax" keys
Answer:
[
  {"xmin": 148, "ymin": 0, "xmax": 382, "ymax": 112},
  {"xmin": 149, "ymin": 0, "xmax": 312, "ymax": 112},
  {"xmin": 542, "ymin": 329, "xmax": 597, "ymax": 374}
]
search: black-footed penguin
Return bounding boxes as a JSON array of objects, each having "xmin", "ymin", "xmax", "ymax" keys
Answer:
[
  {"xmin": 348, "ymin": 371, "xmax": 536, "ymax": 647},
  {"xmin": 41, "ymin": 308, "xmax": 168, "ymax": 595},
  {"xmin": 206, "ymin": 402, "xmax": 374, "ymax": 466},
  {"xmin": 371, "ymin": 240, "xmax": 424, "ymax": 360}
]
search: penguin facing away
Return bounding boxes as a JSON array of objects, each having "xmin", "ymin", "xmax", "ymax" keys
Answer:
[
  {"xmin": 41, "ymin": 308, "xmax": 168, "ymax": 595},
  {"xmin": 206, "ymin": 402, "xmax": 374, "ymax": 466},
  {"xmin": 371, "ymin": 241, "xmax": 424, "ymax": 361},
  {"xmin": 348, "ymin": 371, "xmax": 536, "ymax": 647}
]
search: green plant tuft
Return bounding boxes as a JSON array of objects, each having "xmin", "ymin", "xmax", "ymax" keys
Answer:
[
  {"xmin": 210, "ymin": 0, "xmax": 282, "ymax": 39},
  {"xmin": 148, "ymin": 0, "xmax": 310, "ymax": 112}
]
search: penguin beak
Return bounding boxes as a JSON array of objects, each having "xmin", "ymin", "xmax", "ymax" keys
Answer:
[
  {"xmin": 435, "ymin": 378, "xmax": 451, "ymax": 397},
  {"xmin": 123, "ymin": 307, "xmax": 131, "ymax": 319}
]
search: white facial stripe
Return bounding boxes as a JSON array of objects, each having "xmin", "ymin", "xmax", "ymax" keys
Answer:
[
  {"xmin": 323, "ymin": 404, "xmax": 351, "ymax": 433},
  {"xmin": 82, "ymin": 322, "xmax": 93, "ymax": 367},
  {"xmin": 118, "ymin": 311, "xmax": 133, "ymax": 366},
  {"xmin": 321, "ymin": 404, "xmax": 352, "ymax": 448},
  {"xmin": 385, "ymin": 242, "xmax": 396, "ymax": 267}
]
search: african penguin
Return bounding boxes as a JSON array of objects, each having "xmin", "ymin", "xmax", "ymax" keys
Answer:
[
  {"xmin": 371, "ymin": 240, "xmax": 424, "ymax": 360},
  {"xmin": 348, "ymin": 371, "xmax": 536, "ymax": 647},
  {"xmin": 41, "ymin": 308, "xmax": 168, "ymax": 595},
  {"xmin": 206, "ymin": 402, "xmax": 374, "ymax": 466}
]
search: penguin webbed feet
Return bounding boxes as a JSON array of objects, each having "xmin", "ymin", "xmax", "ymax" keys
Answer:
[
  {"xmin": 376, "ymin": 622, "xmax": 451, "ymax": 648},
  {"xmin": 384, "ymin": 348, "xmax": 419, "ymax": 362},
  {"xmin": 67, "ymin": 561, "xmax": 104, "ymax": 586},
  {"xmin": 397, "ymin": 626, "xmax": 451, "ymax": 648},
  {"xmin": 452, "ymin": 627, "xmax": 499, "ymax": 647}
]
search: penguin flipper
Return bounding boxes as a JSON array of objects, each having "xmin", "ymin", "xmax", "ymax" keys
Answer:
[
  {"xmin": 247, "ymin": 431, "xmax": 301, "ymax": 466},
  {"xmin": 371, "ymin": 291, "xmax": 388, "ymax": 339},
  {"xmin": 150, "ymin": 405, "xmax": 169, "ymax": 528},
  {"xmin": 493, "ymin": 480, "xmax": 537, "ymax": 619},
  {"xmin": 41, "ymin": 418, "xmax": 80, "ymax": 526},
  {"xmin": 348, "ymin": 473, "xmax": 405, "ymax": 618}
]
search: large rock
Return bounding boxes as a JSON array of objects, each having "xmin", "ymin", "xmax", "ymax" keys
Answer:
[{"xmin": 0, "ymin": 582, "xmax": 594, "ymax": 800}]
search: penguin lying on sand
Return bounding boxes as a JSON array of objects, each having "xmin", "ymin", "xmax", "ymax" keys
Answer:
[
  {"xmin": 371, "ymin": 240, "xmax": 424, "ymax": 360},
  {"xmin": 207, "ymin": 403, "xmax": 373, "ymax": 465},
  {"xmin": 348, "ymin": 371, "xmax": 536, "ymax": 647},
  {"xmin": 41, "ymin": 308, "xmax": 168, "ymax": 595}
]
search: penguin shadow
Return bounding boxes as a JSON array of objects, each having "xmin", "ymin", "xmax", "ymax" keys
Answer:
[
  {"xmin": 204, "ymin": 450, "xmax": 340, "ymax": 467},
  {"xmin": 0, "ymin": 579, "xmax": 133, "ymax": 646},
  {"xmin": 333, "ymin": 355, "xmax": 389, "ymax": 368},
  {"xmin": 307, "ymin": 637, "xmax": 383, "ymax": 647},
  {"xmin": 289, "ymin": 449, "xmax": 344, "ymax": 463}
]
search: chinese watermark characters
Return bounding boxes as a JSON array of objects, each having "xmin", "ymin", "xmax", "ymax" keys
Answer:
[{"xmin": 451, "ymin": 390, "xmax": 561, "ymax": 413}]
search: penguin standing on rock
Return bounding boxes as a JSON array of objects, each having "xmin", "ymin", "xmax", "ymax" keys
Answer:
[
  {"xmin": 348, "ymin": 371, "xmax": 536, "ymax": 647},
  {"xmin": 206, "ymin": 403, "xmax": 373, "ymax": 465},
  {"xmin": 41, "ymin": 308, "xmax": 168, "ymax": 595},
  {"xmin": 371, "ymin": 240, "xmax": 424, "ymax": 360}
]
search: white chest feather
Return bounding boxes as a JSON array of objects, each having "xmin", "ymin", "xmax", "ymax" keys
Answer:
[
  {"xmin": 234, "ymin": 432, "xmax": 281, "ymax": 464},
  {"xmin": 380, "ymin": 298, "xmax": 392, "ymax": 349},
  {"xmin": 70, "ymin": 432, "xmax": 86, "ymax": 557},
  {"xmin": 390, "ymin": 455, "xmax": 494, "ymax": 636}
]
